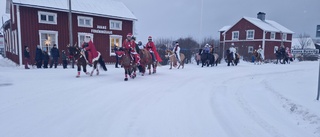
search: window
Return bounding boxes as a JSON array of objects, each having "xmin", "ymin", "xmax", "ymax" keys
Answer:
[
  {"xmin": 232, "ymin": 31, "xmax": 239, "ymax": 40},
  {"xmin": 246, "ymin": 30, "xmax": 254, "ymax": 40},
  {"xmin": 78, "ymin": 16, "xmax": 93, "ymax": 28},
  {"xmin": 274, "ymin": 46, "xmax": 279, "ymax": 53},
  {"xmin": 39, "ymin": 30, "xmax": 58, "ymax": 54},
  {"xmin": 78, "ymin": 33, "xmax": 94, "ymax": 47},
  {"xmin": 282, "ymin": 33, "xmax": 287, "ymax": 41},
  {"xmin": 248, "ymin": 46, "xmax": 253, "ymax": 53},
  {"xmin": 110, "ymin": 20, "xmax": 122, "ymax": 30},
  {"xmin": 110, "ymin": 35, "xmax": 122, "ymax": 56},
  {"xmin": 12, "ymin": 30, "xmax": 18, "ymax": 55},
  {"xmin": 270, "ymin": 32, "xmax": 275, "ymax": 40},
  {"xmin": 38, "ymin": 11, "xmax": 57, "ymax": 24}
]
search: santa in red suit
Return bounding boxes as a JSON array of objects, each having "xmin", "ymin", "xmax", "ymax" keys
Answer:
[
  {"xmin": 145, "ymin": 36, "xmax": 162, "ymax": 62},
  {"xmin": 82, "ymin": 34, "xmax": 100, "ymax": 65},
  {"xmin": 123, "ymin": 33, "xmax": 140, "ymax": 65}
]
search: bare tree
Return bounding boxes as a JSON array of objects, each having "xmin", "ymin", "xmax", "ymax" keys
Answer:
[
  {"xmin": 298, "ymin": 33, "xmax": 311, "ymax": 49},
  {"xmin": 154, "ymin": 37, "xmax": 174, "ymax": 49}
]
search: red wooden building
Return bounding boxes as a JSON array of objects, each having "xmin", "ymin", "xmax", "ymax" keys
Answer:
[
  {"xmin": 219, "ymin": 12, "xmax": 294, "ymax": 60},
  {"xmin": 4, "ymin": 0, "xmax": 137, "ymax": 65}
]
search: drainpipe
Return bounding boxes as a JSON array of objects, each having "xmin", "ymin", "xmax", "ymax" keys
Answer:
[
  {"xmin": 262, "ymin": 30, "xmax": 266, "ymax": 59},
  {"xmin": 17, "ymin": 5, "xmax": 22, "ymax": 66}
]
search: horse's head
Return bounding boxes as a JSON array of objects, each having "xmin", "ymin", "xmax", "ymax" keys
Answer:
[{"xmin": 68, "ymin": 46, "xmax": 82, "ymax": 59}]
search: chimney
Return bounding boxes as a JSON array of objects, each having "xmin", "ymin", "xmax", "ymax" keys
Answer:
[{"xmin": 257, "ymin": 12, "xmax": 266, "ymax": 21}]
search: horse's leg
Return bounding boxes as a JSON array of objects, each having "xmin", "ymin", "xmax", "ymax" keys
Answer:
[
  {"xmin": 96, "ymin": 65, "xmax": 99, "ymax": 75},
  {"xmin": 148, "ymin": 64, "xmax": 152, "ymax": 75},
  {"xmin": 152, "ymin": 63, "xmax": 157, "ymax": 74},
  {"xmin": 76, "ymin": 65, "xmax": 81, "ymax": 78},
  {"xmin": 124, "ymin": 68, "xmax": 129, "ymax": 81}
]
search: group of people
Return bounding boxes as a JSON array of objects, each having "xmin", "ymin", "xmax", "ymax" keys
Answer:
[
  {"xmin": 114, "ymin": 33, "xmax": 163, "ymax": 68},
  {"xmin": 24, "ymin": 44, "xmax": 68, "ymax": 69}
]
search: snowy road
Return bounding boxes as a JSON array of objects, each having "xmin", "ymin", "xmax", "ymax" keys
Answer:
[{"xmin": 0, "ymin": 61, "xmax": 319, "ymax": 137}]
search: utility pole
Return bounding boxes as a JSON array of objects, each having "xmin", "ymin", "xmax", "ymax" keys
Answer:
[{"xmin": 68, "ymin": 0, "xmax": 73, "ymax": 47}]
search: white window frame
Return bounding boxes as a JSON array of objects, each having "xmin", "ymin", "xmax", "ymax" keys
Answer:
[
  {"xmin": 110, "ymin": 20, "xmax": 122, "ymax": 30},
  {"xmin": 246, "ymin": 30, "xmax": 254, "ymax": 40},
  {"xmin": 11, "ymin": 4, "xmax": 15, "ymax": 24},
  {"xmin": 39, "ymin": 30, "xmax": 59, "ymax": 52},
  {"xmin": 77, "ymin": 16, "xmax": 93, "ymax": 28},
  {"xmin": 38, "ymin": 11, "xmax": 57, "ymax": 25},
  {"xmin": 232, "ymin": 31, "xmax": 239, "ymax": 40},
  {"xmin": 78, "ymin": 33, "xmax": 94, "ymax": 47},
  {"xmin": 270, "ymin": 32, "xmax": 276, "ymax": 40},
  {"xmin": 248, "ymin": 46, "xmax": 253, "ymax": 53},
  {"xmin": 110, "ymin": 35, "xmax": 122, "ymax": 56},
  {"xmin": 282, "ymin": 33, "xmax": 287, "ymax": 41}
]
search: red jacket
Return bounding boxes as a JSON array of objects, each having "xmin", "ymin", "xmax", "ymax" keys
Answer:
[
  {"xmin": 145, "ymin": 42, "xmax": 162, "ymax": 62},
  {"xmin": 123, "ymin": 39, "xmax": 136, "ymax": 52},
  {"xmin": 83, "ymin": 41, "xmax": 99, "ymax": 58}
]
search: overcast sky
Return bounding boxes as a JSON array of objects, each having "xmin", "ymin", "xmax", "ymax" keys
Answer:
[{"xmin": 1, "ymin": 0, "xmax": 319, "ymax": 43}]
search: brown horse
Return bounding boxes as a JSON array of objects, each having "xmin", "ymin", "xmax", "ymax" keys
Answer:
[
  {"xmin": 116, "ymin": 50, "xmax": 137, "ymax": 81},
  {"xmin": 165, "ymin": 50, "xmax": 185, "ymax": 69},
  {"xmin": 139, "ymin": 49, "xmax": 157, "ymax": 75},
  {"xmin": 68, "ymin": 45, "xmax": 107, "ymax": 78}
]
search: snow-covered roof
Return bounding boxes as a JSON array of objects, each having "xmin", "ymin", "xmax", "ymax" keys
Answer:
[
  {"xmin": 219, "ymin": 26, "xmax": 231, "ymax": 32},
  {"xmin": 291, "ymin": 38, "xmax": 316, "ymax": 49},
  {"xmin": 10, "ymin": 0, "xmax": 137, "ymax": 21},
  {"xmin": 243, "ymin": 17, "xmax": 294, "ymax": 34}
]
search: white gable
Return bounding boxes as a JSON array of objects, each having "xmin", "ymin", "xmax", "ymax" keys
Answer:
[
  {"xmin": 244, "ymin": 17, "xmax": 294, "ymax": 34},
  {"xmin": 291, "ymin": 38, "xmax": 315, "ymax": 49},
  {"xmin": 11, "ymin": 0, "xmax": 137, "ymax": 21}
]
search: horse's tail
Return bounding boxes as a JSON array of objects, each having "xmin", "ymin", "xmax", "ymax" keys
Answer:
[{"xmin": 98, "ymin": 56, "xmax": 107, "ymax": 71}]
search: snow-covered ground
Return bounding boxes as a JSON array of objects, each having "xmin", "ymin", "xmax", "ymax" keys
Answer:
[{"xmin": 0, "ymin": 57, "xmax": 320, "ymax": 137}]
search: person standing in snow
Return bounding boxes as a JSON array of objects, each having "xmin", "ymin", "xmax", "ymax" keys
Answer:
[
  {"xmin": 42, "ymin": 48, "xmax": 49, "ymax": 68},
  {"xmin": 145, "ymin": 36, "xmax": 162, "ymax": 63},
  {"xmin": 24, "ymin": 46, "xmax": 30, "ymax": 69},
  {"xmin": 50, "ymin": 44, "xmax": 60, "ymax": 68},
  {"xmin": 35, "ymin": 45, "xmax": 43, "ymax": 68},
  {"xmin": 61, "ymin": 50, "xmax": 68, "ymax": 69},
  {"xmin": 173, "ymin": 42, "xmax": 181, "ymax": 63}
]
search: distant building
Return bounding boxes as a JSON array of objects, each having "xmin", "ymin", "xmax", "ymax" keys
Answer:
[
  {"xmin": 219, "ymin": 12, "xmax": 294, "ymax": 60},
  {"xmin": 4, "ymin": 0, "xmax": 137, "ymax": 65}
]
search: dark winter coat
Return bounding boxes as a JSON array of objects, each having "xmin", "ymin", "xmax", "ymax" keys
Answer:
[
  {"xmin": 35, "ymin": 48, "xmax": 43, "ymax": 61},
  {"xmin": 43, "ymin": 51, "xmax": 49, "ymax": 62},
  {"xmin": 61, "ymin": 52, "xmax": 67, "ymax": 61},
  {"xmin": 24, "ymin": 49, "xmax": 30, "ymax": 58},
  {"xmin": 51, "ymin": 47, "xmax": 60, "ymax": 58}
]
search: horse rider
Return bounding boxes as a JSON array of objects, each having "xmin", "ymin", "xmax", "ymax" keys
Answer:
[
  {"xmin": 229, "ymin": 44, "xmax": 236, "ymax": 60},
  {"xmin": 279, "ymin": 45, "xmax": 286, "ymax": 57},
  {"xmin": 286, "ymin": 47, "xmax": 293, "ymax": 59},
  {"xmin": 174, "ymin": 42, "xmax": 181, "ymax": 63},
  {"xmin": 82, "ymin": 34, "xmax": 100, "ymax": 66},
  {"xmin": 203, "ymin": 44, "xmax": 210, "ymax": 53},
  {"xmin": 145, "ymin": 36, "xmax": 162, "ymax": 63},
  {"xmin": 257, "ymin": 45, "xmax": 264, "ymax": 60},
  {"xmin": 123, "ymin": 33, "xmax": 140, "ymax": 65},
  {"xmin": 137, "ymin": 41, "xmax": 144, "ymax": 50}
]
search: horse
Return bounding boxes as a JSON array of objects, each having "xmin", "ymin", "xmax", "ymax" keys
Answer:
[
  {"xmin": 68, "ymin": 45, "xmax": 107, "ymax": 78},
  {"xmin": 226, "ymin": 50, "xmax": 240, "ymax": 66},
  {"xmin": 116, "ymin": 50, "xmax": 137, "ymax": 81},
  {"xmin": 165, "ymin": 50, "xmax": 185, "ymax": 69},
  {"xmin": 195, "ymin": 49, "xmax": 202, "ymax": 65},
  {"xmin": 200, "ymin": 52, "xmax": 214, "ymax": 67},
  {"xmin": 139, "ymin": 49, "xmax": 157, "ymax": 75},
  {"xmin": 253, "ymin": 50, "xmax": 263, "ymax": 65},
  {"xmin": 275, "ymin": 50, "xmax": 292, "ymax": 64}
]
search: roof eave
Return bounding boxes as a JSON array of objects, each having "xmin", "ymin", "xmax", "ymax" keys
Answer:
[{"xmin": 12, "ymin": 2, "xmax": 138, "ymax": 21}]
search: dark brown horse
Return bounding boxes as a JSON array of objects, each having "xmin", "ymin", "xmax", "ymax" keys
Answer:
[
  {"xmin": 139, "ymin": 49, "xmax": 157, "ymax": 75},
  {"xmin": 116, "ymin": 50, "xmax": 137, "ymax": 81},
  {"xmin": 68, "ymin": 45, "xmax": 107, "ymax": 78}
]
